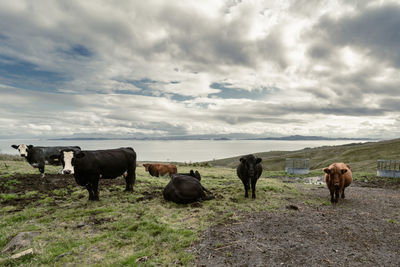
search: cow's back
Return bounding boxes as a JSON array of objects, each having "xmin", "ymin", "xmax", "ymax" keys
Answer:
[{"xmin": 76, "ymin": 148, "xmax": 136, "ymax": 179}]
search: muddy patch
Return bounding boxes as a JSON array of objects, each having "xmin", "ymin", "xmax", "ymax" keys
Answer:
[
  {"xmin": 193, "ymin": 184, "xmax": 400, "ymax": 266},
  {"xmin": 0, "ymin": 173, "xmax": 144, "ymax": 208}
]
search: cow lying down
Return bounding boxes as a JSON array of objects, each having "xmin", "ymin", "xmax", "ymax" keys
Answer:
[{"xmin": 163, "ymin": 170, "xmax": 214, "ymax": 204}]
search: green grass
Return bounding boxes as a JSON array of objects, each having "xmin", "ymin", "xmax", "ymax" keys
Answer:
[
  {"xmin": 1, "ymin": 139, "xmax": 399, "ymax": 265},
  {"xmin": 0, "ymin": 161, "xmax": 323, "ymax": 266},
  {"xmin": 208, "ymin": 138, "xmax": 400, "ymax": 173}
]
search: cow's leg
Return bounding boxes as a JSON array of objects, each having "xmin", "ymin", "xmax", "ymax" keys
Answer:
[
  {"xmin": 335, "ymin": 188, "xmax": 340, "ymax": 203},
  {"xmin": 39, "ymin": 165, "xmax": 45, "ymax": 178},
  {"xmin": 124, "ymin": 166, "xmax": 135, "ymax": 192},
  {"xmin": 85, "ymin": 183, "xmax": 95, "ymax": 201},
  {"xmin": 243, "ymin": 180, "xmax": 249, "ymax": 198},
  {"xmin": 251, "ymin": 179, "xmax": 257, "ymax": 199},
  {"xmin": 341, "ymin": 188, "xmax": 345, "ymax": 199},
  {"xmin": 330, "ymin": 189, "xmax": 335, "ymax": 203},
  {"xmin": 92, "ymin": 179, "xmax": 100, "ymax": 201}
]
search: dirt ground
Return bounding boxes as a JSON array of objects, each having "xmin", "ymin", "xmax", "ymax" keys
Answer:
[
  {"xmin": 193, "ymin": 182, "xmax": 400, "ymax": 267},
  {"xmin": 0, "ymin": 174, "xmax": 154, "ymax": 207}
]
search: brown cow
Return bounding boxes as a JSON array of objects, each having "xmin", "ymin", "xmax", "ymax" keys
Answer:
[
  {"xmin": 143, "ymin": 163, "xmax": 177, "ymax": 177},
  {"xmin": 323, "ymin": 163, "xmax": 353, "ymax": 204}
]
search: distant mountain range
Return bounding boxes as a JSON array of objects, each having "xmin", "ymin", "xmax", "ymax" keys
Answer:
[{"xmin": 49, "ymin": 135, "xmax": 373, "ymax": 141}]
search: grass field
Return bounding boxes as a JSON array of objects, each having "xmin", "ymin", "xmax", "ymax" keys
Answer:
[
  {"xmin": 0, "ymin": 161, "xmax": 312, "ymax": 266},
  {"xmin": 0, "ymin": 138, "xmax": 399, "ymax": 266}
]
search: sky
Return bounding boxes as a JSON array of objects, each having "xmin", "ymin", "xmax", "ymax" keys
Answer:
[{"xmin": 0, "ymin": 0, "xmax": 399, "ymax": 139}]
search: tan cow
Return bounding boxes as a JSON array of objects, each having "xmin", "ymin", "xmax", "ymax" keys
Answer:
[
  {"xmin": 323, "ymin": 163, "xmax": 353, "ymax": 204},
  {"xmin": 143, "ymin": 163, "xmax": 177, "ymax": 177}
]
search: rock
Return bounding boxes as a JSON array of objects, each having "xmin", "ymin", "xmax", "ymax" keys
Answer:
[
  {"xmin": 1, "ymin": 231, "xmax": 40, "ymax": 254},
  {"xmin": 76, "ymin": 222, "xmax": 86, "ymax": 228},
  {"xmin": 286, "ymin": 204, "xmax": 299, "ymax": 210},
  {"xmin": 10, "ymin": 248, "xmax": 34, "ymax": 259}
]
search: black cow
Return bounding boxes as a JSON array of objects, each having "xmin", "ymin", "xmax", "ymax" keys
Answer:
[
  {"xmin": 11, "ymin": 144, "xmax": 81, "ymax": 178},
  {"xmin": 58, "ymin": 147, "xmax": 136, "ymax": 201},
  {"xmin": 163, "ymin": 170, "xmax": 213, "ymax": 204},
  {"xmin": 236, "ymin": 154, "xmax": 262, "ymax": 198}
]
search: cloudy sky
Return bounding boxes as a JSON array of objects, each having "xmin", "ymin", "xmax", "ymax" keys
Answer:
[{"xmin": 0, "ymin": 0, "xmax": 399, "ymax": 139}]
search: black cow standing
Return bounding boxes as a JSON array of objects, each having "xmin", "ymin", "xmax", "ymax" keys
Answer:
[
  {"xmin": 237, "ymin": 154, "xmax": 262, "ymax": 198},
  {"xmin": 11, "ymin": 144, "xmax": 81, "ymax": 178},
  {"xmin": 58, "ymin": 147, "xmax": 136, "ymax": 201},
  {"xmin": 163, "ymin": 170, "xmax": 214, "ymax": 204}
]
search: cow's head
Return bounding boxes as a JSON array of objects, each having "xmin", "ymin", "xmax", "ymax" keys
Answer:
[
  {"xmin": 58, "ymin": 150, "xmax": 85, "ymax": 175},
  {"xmin": 189, "ymin": 170, "xmax": 201, "ymax": 181},
  {"xmin": 323, "ymin": 165, "xmax": 347, "ymax": 187},
  {"xmin": 240, "ymin": 155, "xmax": 262, "ymax": 178},
  {"xmin": 143, "ymin": 163, "xmax": 151, "ymax": 171},
  {"xmin": 11, "ymin": 144, "xmax": 33, "ymax": 157}
]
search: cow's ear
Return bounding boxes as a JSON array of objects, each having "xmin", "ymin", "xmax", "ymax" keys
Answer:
[
  {"xmin": 195, "ymin": 170, "xmax": 201, "ymax": 180},
  {"xmin": 27, "ymin": 145, "xmax": 33, "ymax": 149},
  {"xmin": 323, "ymin": 168, "xmax": 330, "ymax": 174},
  {"xmin": 256, "ymin": 157, "xmax": 262, "ymax": 164},
  {"xmin": 346, "ymin": 164, "xmax": 351, "ymax": 169},
  {"xmin": 11, "ymin": 145, "xmax": 18, "ymax": 149},
  {"xmin": 341, "ymin": 169, "xmax": 347, "ymax": 174},
  {"xmin": 75, "ymin": 152, "xmax": 85, "ymax": 159},
  {"xmin": 190, "ymin": 170, "xmax": 194, "ymax": 175},
  {"xmin": 240, "ymin": 157, "xmax": 244, "ymax": 163}
]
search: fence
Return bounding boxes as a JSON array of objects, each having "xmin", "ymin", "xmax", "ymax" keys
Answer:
[
  {"xmin": 285, "ymin": 158, "xmax": 310, "ymax": 175},
  {"xmin": 377, "ymin": 160, "xmax": 400, "ymax": 178}
]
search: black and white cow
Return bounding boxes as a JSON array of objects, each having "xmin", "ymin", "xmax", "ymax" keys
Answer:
[
  {"xmin": 58, "ymin": 147, "xmax": 136, "ymax": 201},
  {"xmin": 11, "ymin": 144, "xmax": 81, "ymax": 178},
  {"xmin": 237, "ymin": 154, "xmax": 262, "ymax": 199},
  {"xmin": 163, "ymin": 170, "xmax": 214, "ymax": 204}
]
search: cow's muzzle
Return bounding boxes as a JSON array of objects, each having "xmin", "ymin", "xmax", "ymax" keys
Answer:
[{"xmin": 63, "ymin": 170, "xmax": 72, "ymax": 175}]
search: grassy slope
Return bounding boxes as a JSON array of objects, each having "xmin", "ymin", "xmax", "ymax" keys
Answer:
[{"xmin": 208, "ymin": 138, "xmax": 400, "ymax": 172}]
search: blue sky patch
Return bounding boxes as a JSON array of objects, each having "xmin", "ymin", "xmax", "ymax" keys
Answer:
[
  {"xmin": 0, "ymin": 54, "xmax": 66, "ymax": 91},
  {"xmin": 68, "ymin": 44, "xmax": 92, "ymax": 57}
]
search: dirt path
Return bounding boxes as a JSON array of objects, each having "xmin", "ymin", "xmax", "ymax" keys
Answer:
[{"xmin": 193, "ymin": 184, "xmax": 400, "ymax": 267}]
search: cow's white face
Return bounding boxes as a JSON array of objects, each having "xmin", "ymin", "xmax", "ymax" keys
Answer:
[
  {"xmin": 16, "ymin": 144, "xmax": 28, "ymax": 157},
  {"xmin": 62, "ymin": 151, "xmax": 75, "ymax": 174}
]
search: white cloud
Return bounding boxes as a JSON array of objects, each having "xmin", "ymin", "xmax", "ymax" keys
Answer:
[{"xmin": 0, "ymin": 0, "xmax": 399, "ymax": 139}]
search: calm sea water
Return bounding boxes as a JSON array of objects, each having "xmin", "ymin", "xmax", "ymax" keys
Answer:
[{"xmin": 0, "ymin": 139, "xmax": 374, "ymax": 162}]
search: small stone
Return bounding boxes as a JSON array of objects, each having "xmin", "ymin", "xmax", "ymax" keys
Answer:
[
  {"xmin": 11, "ymin": 248, "xmax": 33, "ymax": 259},
  {"xmin": 2, "ymin": 231, "xmax": 40, "ymax": 254}
]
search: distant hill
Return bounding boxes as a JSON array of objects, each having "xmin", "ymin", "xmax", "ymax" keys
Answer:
[
  {"xmin": 49, "ymin": 134, "xmax": 371, "ymax": 141},
  {"xmin": 208, "ymin": 138, "xmax": 400, "ymax": 173}
]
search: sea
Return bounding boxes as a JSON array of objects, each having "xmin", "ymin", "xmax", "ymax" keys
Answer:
[{"xmin": 0, "ymin": 139, "xmax": 375, "ymax": 162}]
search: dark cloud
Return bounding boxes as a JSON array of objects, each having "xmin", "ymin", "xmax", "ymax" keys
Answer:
[{"xmin": 314, "ymin": 3, "xmax": 400, "ymax": 67}]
